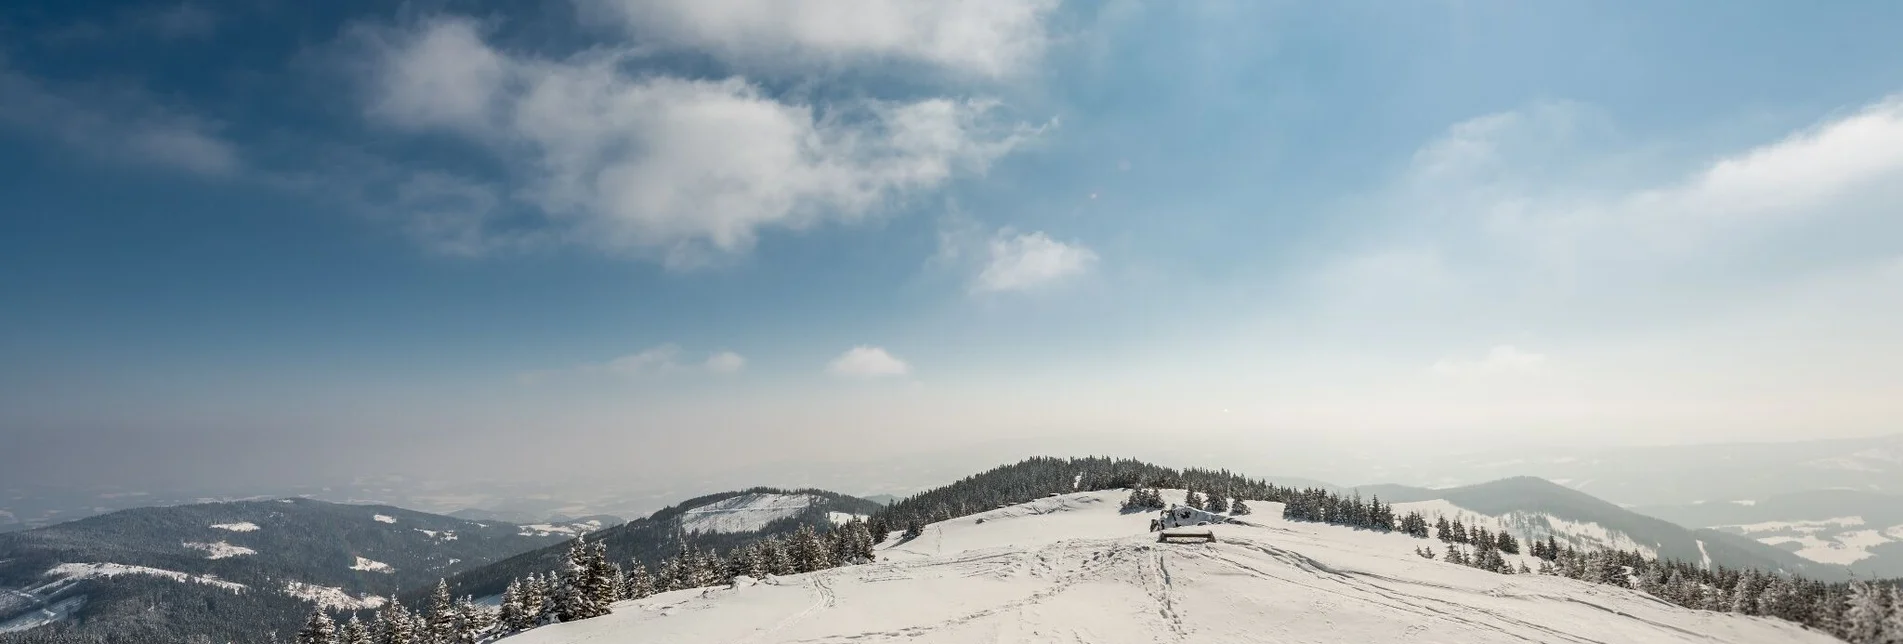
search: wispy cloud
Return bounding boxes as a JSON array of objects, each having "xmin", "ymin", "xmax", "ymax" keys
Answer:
[
  {"xmin": 0, "ymin": 64, "xmax": 238, "ymax": 177},
  {"xmin": 359, "ymin": 15, "xmax": 1047, "ymax": 268},
  {"xmin": 827, "ymin": 346, "xmax": 909, "ymax": 378}
]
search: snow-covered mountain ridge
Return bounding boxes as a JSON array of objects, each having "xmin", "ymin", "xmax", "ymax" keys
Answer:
[{"xmin": 504, "ymin": 489, "xmax": 1833, "ymax": 643}]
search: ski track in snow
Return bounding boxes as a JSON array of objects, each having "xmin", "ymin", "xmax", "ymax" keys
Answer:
[{"xmin": 504, "ymin": 490, "xmax": 1831, "ymax": 644}]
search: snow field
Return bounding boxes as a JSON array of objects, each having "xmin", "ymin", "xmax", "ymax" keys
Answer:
[{"xmin": 503, "ymin": 490, "xmax": 1832, "ymax": 643}]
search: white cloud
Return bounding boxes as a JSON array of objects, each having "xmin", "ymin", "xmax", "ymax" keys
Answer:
[
  {"xmin": 366, "ymin": 18, "xmax": 1040, "ymax": 267},
  {"xmin": 0, "ymin": 64, "xmax": 239, "ymax": 177},
  {"xmin": 1431, "ymin": 345, "xmax": 1547, "ymax": 377},
  {"xmin": 827, "ymin": 346, "xmax": 909, "ymax": 378},
  {"xmin": 973, "ymin": 230, "xmax": 1098, "ymax": 293},
  {"xmin": 704, "ymin": 351, "xmax": 747, "ymax": 374},
  {"xmin": 578, "ymin": 0, "xmax": 1060, "ymax": 77}
]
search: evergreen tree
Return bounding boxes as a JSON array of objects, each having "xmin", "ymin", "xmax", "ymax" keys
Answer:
[
  {"xmin": 1435, "ymin": 517, "xmax": 1454, "ymax": 543},
  {"xmin": 625, "ymin": 563, "xmax": 656, "ymax": 599},
  {"xmin": 1494, "ymin": 532, "xmax": 1519, "ymax": 555},
  {"xmin": 1231, "ymin": 498, "xmax": 1251, "ymax": 516},
  {"xmin": 1881, "ymin": 586, "xmax": 1903, "ymax": 644},
  {"xmin": 766, "ymin": 537, "xmax": 797, "ymax": 576},
  {"xmin": 295, "ymin": 609, "xmax": 336, "ymax": 644},
  {"xmin": 496, "ymin": 578, "xmax": 525, "ymax": 634},
  {"xmin": 1760, "ymin": 574, "xmax": 1798, "ymax": 621},
  {"xmin": 1845, "ymin": 579, "xmax": 1886, "ymax": 644},
  {"xmin": 523, "ymin": 573, "xmax": 549, "ymax": 626},
  {"xmin": 555, "ymin": 537, "xmax": 612, "ymax": 622},
  {"xmin": 453, "ymin": 598, "xmax": 489, "ymax": 644},
  {"xmin": 791, "ymin": 525, "xmax": 831, "ymax": 573},
  {"xmin": 1730, "ymin": 571, "xmax": 1759, "ymax": 616},
  {"xmin": 339, "ymin": 615, "xmax": 371, "ymax": 644},
  {"xmin": 1450, "ymin": 520, "xmax": 1469, "ymax": 544},
  {"xmin": 1183, "ymin": 488, "xmax": 1203, "ymax": 510},
  {"xmin": 1205, "ymin": 493, "xmax": 1229, "ymax": 514},
  {"xmin": 376, "ymin": 600, "xmax": 415, "ymax": 644},
  {"xmin": 425, "ymin": 579, "xmax": 456, "ymax": 644},
  {"xmin": 902, "ymin": 521, "xmax": 924, "ymax": 540}
]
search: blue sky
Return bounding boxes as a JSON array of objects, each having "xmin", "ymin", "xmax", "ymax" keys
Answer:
[{"xmin": 3, "ymin": 1, "xmax": 1902, "ymax": 487}]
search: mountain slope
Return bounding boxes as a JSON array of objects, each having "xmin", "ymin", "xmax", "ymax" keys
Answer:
[
  {"xmin": 503, "ymin": 489, "xmax": 1833, "ymax": 644},
  {"xmin": 441, "ymin": 488, "xmax": 881, "ymax": 601},
  {"xmin": 1361, "ymin": 477, "xmax": 1847, "ymax": 580},
  {"xmin": 0, "ymin": 498, "xmax": 566, "ymax": 641}
]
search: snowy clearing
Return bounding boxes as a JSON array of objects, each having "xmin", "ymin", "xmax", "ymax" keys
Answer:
[
  {"xmin": 209, "ymin": 522, "xmax": 259, "ymax": 532},
  {"xmin": 283, "ymin": 581, "xmax": 387, "ymax": 611},
  {"xmin": 505, "ymin": 490, "xmax": 1828, "ymax": 644},
  {"xmin": 349, "ymin": 556, "xmax": 393, "ymax": 573},
  {"xmin": 678, "ymin": 493, "xmax": 817, "ymax": 534},
  {"xmin": 828, "ymin": 511, "xmax": 867, "ymax": 526},
  {"xmin": 415, "ymin": 528, "xmax": 458, "ymax": 541},
  {"xmin": 373, "ymin": 514, "xmax": 397, "ymax": 524},
  {"xmin": 182, "ymin": 541, "xmax": 256, "ymax": 559},
  {"xmin": 41, "ymin": 563, "xmax": 244, "ymax": 592}
]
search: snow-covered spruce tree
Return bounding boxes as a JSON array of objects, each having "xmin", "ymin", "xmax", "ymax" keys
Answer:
[
  {"xmin": 1730, "ymin": 571, "xmax": 1759, "ymax": 616},
  {"xmin": 1701, "ymin": 580, "xmax": 1731, "ymax": 613},
  {"xmin": 339, "ymin": 615, "xmax": 370, "ymax": 644},
  {"xmin": 1494, "ymin": 532, "xmax": 1519, "ymax": 555},
  {"xmin": 655, "ymin": 556, "xmax": 682, "ymax": 592},
  {"xmin": 555, "ymin": 537, "xmax": 611, "ymax": 622},
  {"xmin": 1845, "ymin": 579, "xmax": 1886, "ymax": 644},
  {"xmin": 1205, "ymin": 493, "xmax": 1229, "ymax": 514},
  {"xmin": 624, "ymin": 562, "xmax": 655, "ymax": 599},
  {"xmin": 1760, "ymin": 574, "xmax": 1799, "ymax": 622},
  {"xmin": 1881, "ymin": 586, "xmax": 1903, "ymax": 644},
  {"xmin": 523, "ymin": 573, "xmax": 550, "ymax": 626},
  {"xmin": 868, "ymin": 516, "xmax": 890, "ymax": 544},
  {"xmin": 902, "ymin": 520, "xmax": 923, "ymax": 541},
  {"xmin": 496, "ymin": 578, "xmax": 524, "ymax": 635},
  {"xmin": 728, "ymin": 544, "xmax": 760, "ymax": 581},
  {"xmin": 1231, "ymin": 497, "xmax": 1251, "ymax": 516},
  {"xmin": 763, "ymin": 537, "xmax": 796, "ymax": 576},
  {"xmin": 376, "ymin": 599, "xmax": 415, "ymax": 644},
  {"xmin": 791, "ymin": 524, "xmax": 831, "ymax": 574},
  {"xmin": 1183, "ymin": 488, "xmax": 1203, "ymax": 510},
  {"xmin": 587, "ymin": 539, "xmax": 622, "ymax": 606},
  {"xmin": 295, "ymin": 609, "xmax": 335, "ymax": 644},
  {"xmin": 1122, "ymin": 485, "xmax": 1150, "ymax": 512},
  {"xmin": 425, "ymin": 579, "xmax": 456, "ymax": 644},
  {"xmin": 1435, "ymin": 517, "xmax": 1453, "ymax": 543},
  {"xmin": 454, "ymin": 597, "xmax": 490, "ymax": 644}
]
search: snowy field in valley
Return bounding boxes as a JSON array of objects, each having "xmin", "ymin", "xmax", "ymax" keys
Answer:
[
  {"xmin": 678, "ymin": 493, "xmax": 823, "ymax": 534},
  {"xmin": 349, "ymin": 556, "xmax": 393, "ymax": 573},
  {"xmin": 503, "ymin": 490, "xmax": 1831, "ymax": 643},
  {"xmin": 182, "ymin": 540, "xmax": 257, "ymax": 559}
]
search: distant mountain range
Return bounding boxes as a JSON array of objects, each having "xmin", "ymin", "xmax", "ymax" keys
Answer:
[
  {"xmin": 0, "ymin": 498, "xmax": 572, "ymax": 642},
  {"xmin": 1351, "ymin": 476, "xmax": 1849, "ymax": 581}
]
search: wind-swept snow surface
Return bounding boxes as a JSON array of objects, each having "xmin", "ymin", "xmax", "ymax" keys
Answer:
[
  {"xmin": 678, "ymin": 493, "xmax": 819, "ymax": 534},
  {"xmin": 506, "ymin": 491, "xmax": 1830, "ymax": 643}
]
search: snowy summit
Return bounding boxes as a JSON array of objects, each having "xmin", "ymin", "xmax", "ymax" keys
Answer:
[{"xmin": 502, "ymin": 490, "xmax": 1829, "ymax": 643}]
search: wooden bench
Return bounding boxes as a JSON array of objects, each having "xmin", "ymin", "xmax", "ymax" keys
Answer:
[{"xmin": 1157, "ymin": 530, "xmax": 1216, "ymax": 543}]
